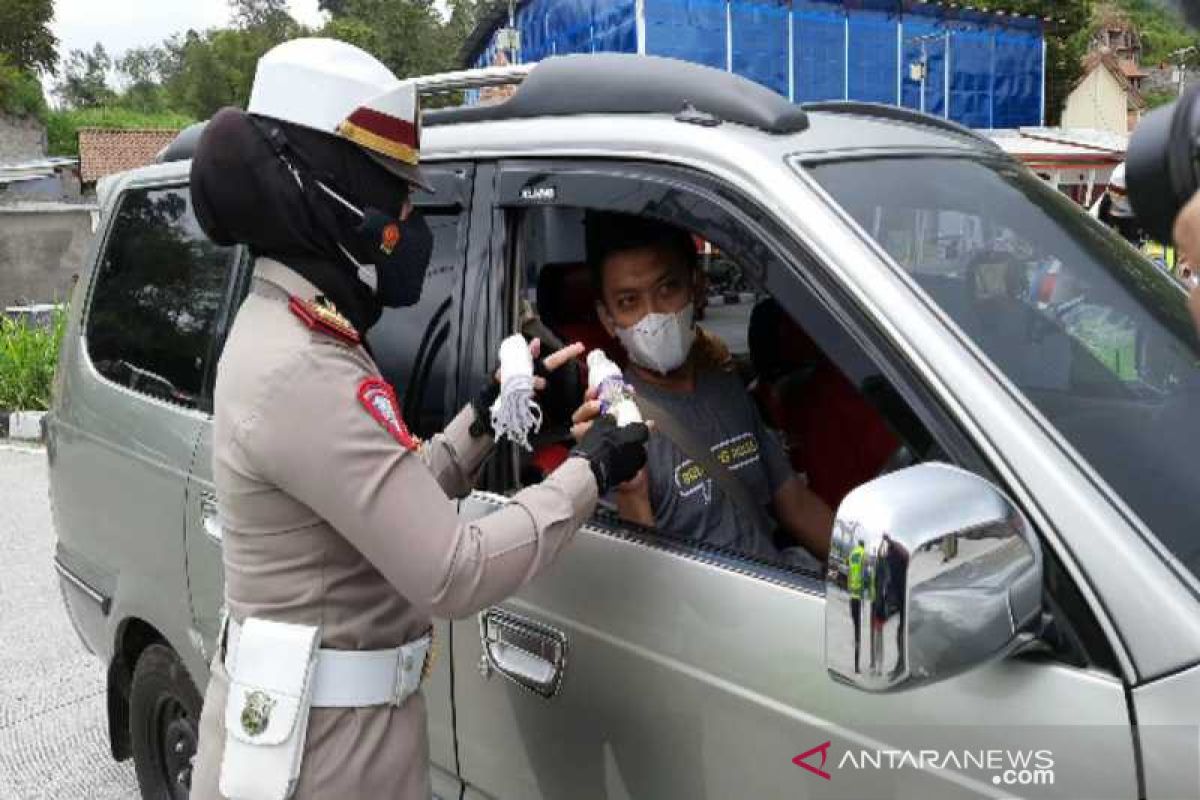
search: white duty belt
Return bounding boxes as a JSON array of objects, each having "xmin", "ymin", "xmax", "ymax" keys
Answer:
[{"xmin": 223, "ymin": 618, "xmax": 432, "ymax": 708}]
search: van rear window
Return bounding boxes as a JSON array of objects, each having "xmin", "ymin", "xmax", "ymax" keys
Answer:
[{"xmin": 86, "ymin": 186, "xmax": 234, "ymax": 410}]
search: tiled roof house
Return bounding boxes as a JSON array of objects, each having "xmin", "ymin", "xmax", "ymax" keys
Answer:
[{"xmin": 77, "ymin": 128, "xmax": 181, "ymax": 184}]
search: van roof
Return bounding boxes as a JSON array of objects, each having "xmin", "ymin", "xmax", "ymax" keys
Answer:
[
  {"xmin": 146, "ymin": 54, "xmax": 996, "ymax": 178},
  {"xmin": 116, "ymin": 99, "xmax": 995, "ymax": 202}
]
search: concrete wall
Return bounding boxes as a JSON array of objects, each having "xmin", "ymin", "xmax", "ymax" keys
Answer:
[
  {"xmin": 0, "ymin": 207, "xmax": 95, "ymax": 307},
  {"xmin": 0, "ymin": 115, "xmax": 47, "ymax": 163},
  {"xmin": 1063, "ymin": 67, "xmax": 1128, "ymax": 135}
]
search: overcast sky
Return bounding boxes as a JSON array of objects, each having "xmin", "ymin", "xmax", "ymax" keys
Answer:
[{"xmin": 51, "ymin": 0, "xmax": 328, "ymax": 68}]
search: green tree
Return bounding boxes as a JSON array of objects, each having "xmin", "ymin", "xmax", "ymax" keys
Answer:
[
  {"xmin": 0, "ymin": 55, "xmax": 47, "ymax": 119},
  {"xmin": 158, "ymin": 5, "xmax": 308, "ymax": 119},
  {"xmin": 0, "ymin": 0, "xmax": 57, "ymax": 76},
  {"xmin": 443, "ymin": 0, "xmax": 491, "ymax": 64},
  {"xmin": 116, "ymin": 46, "xmax": 173, "ymax": 113},
  {"xmin": 56, "ymin": 44, "xmax": 117, "ymax": 109},
  {"xmin": 1099, "ymin": 0, "xmax": 1200, "ymax": 67},
  {"xmin": 318, "ymin": 0, "xmax": 350, "ymax": 16},
  {"xmin": 319, "ymin": 0, "xmax": 447, "ymax": 78},
  {"xmin": 230, "ymin": 0, "xmax": 297, "ymax": 40}
]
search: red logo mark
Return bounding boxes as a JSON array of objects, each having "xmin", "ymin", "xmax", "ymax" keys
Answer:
[
  {"xmin": 380, "ymin": 223, "xmax": 401, "ymax": 254},
  {"xmin": 793, "ymin": 741, "xmax": 832, "ymax": 780}
]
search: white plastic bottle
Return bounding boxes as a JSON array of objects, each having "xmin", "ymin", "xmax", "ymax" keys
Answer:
[{"xmin": 586, "ymin": 349, "xmax": 643, "ymax": 427}]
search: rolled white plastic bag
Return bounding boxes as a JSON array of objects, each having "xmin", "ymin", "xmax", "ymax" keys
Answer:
[
  {"xmin": 586, "ymin": 350, "xmax": 642, "ymax": 427},
  {"xmin": 490, "ymin": 334, "xmax": 542, "ymax": 450}
]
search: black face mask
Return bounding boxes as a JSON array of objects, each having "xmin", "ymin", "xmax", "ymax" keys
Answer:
[
  {"xmin": 243, "ymin": 114, "xmax": 436, "ymax": 309},
  {"xmin": 354, "ymin": 207, "xmax": 435, "ymax": 308}
]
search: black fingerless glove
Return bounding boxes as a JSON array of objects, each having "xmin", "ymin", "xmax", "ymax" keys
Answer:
[
  {"xmin": 570, "ymin": 416, "xmax": 650, "ymax": 494},
  {"xmin": 468, "ymin": 380, "xmax": 500, "ymax": 438}
]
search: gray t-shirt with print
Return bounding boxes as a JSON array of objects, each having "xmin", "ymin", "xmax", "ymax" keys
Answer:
[{"xmin": 628, "ymin": 367, "xmax": 795, "ymax": 562}]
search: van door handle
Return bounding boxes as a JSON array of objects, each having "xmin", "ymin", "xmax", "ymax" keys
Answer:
[
  {"xmin": 200, "ymin": 493, "xmax": 222, "ymax": 543},
  {"xmin": 478, "ymin": 608, "xmax": 567, "ymax": 698}
]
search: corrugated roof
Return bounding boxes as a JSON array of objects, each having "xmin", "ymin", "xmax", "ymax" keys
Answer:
[
  {"xmin": 1017, "ymin": 126, "xmax": 1128, "ymax": 153},
  {"xmin": 983, "ymin": 127, "xmax": 1126, "ymax": 166},
  {"xmin": 0, "ymin": 157, "xmax": 77, "ymax": 186},
  {"xmin": 77, "ymin": 128, "xmax": 181, "ymax": 183}
]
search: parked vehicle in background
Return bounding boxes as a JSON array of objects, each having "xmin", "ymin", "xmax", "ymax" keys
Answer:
[{"xmin": 49, "ymin": 55, "xmax": 1200, "ymax": 799}]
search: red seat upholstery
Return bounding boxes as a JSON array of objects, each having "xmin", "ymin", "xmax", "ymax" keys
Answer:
[{"xmin": 749, "ymin": 301, "xmax": 899, "ymax": 510}]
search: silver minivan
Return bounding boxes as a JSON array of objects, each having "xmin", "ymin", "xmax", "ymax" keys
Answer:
[{"xmin": 49, "ymin": 55, "xmax": 1200, "ymax": 799}]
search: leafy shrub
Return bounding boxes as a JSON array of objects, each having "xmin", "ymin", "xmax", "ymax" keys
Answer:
[
  {"xmin": 0, "ymin": 307, "xmax": 65, "ymax": 411},
  {"xmin": 0, "ymin": 55, "xmax": 46, "ymax": 120},
  {"xmin": 45, "ymin": 107, "xmax": 194, "ymax": 156}
]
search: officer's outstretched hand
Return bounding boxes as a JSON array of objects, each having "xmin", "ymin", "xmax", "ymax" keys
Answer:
[
  {"xmin": 471, "ymin": 338, "xmax": 586, "ymax": 437},
  {"xmin": 570, "ymin": 416, "xmax": 650, "ymax": 494},
  {"xmin": 492, "ymin": 337, "xmax": 585, "ymax": 391}
]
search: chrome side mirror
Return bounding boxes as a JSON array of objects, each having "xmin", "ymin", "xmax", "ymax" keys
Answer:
[{"xmin": 825, "ymin": 463, "xmax": 1042, "ymax": 692}]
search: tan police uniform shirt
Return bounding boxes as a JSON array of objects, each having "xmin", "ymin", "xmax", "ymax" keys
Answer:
[{"xmin": 190, "ymin": 257, "xmax": 598, "ymax": 799}]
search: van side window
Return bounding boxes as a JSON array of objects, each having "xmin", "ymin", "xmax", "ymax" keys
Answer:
[
  {"xmin": 86, "ymin": 186, "xmax": 235, "ymax": 410},
  {"xmin": 508, "ymin": 205, "xmax": 922, "ymax": 574}
]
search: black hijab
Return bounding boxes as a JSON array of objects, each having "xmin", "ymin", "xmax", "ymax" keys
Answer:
[{"xmin": 190, "ymin": 106, "xmax": 411, "ymax": 334}]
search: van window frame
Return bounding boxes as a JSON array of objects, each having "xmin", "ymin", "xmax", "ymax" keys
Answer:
[
  {"xmin": 496, "ymin": 158, "xmax": 985, "ymax": 473},
  {"xmin": 490, "ymin": 157, "xmax": 1118, "ymax": 674},
  {"xmin": 81, "ymin": 180, "xmax": 239, "ymax": 416}
]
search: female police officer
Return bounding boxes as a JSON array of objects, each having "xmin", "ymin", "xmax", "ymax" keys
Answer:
[{"xmin": 187, "ymin": 39, "xmax": 648, "ymax": 800}]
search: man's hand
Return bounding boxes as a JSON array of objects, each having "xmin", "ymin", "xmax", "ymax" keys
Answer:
[
  {"xmin": 570, "ymin": 385, "xmax": 603, "ymax": 442},
  {"xmin": 773, "ymin": 476, "xmax": 833, "ymax": 561}
]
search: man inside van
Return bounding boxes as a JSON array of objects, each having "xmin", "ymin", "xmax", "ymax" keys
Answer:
[{"xmin": 571, "ymin": 212, "xmax": 833, "ymax": 565}]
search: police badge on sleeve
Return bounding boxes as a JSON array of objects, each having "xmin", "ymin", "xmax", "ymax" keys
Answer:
[{"xmin": 357, "ymin": 377, "xmax": 419, "ymax": 450}]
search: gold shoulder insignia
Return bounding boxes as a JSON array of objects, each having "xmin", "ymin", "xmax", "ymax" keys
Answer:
[{"xmin": 288, "ymin": 295, "xmax": 361, "ymax": 345}]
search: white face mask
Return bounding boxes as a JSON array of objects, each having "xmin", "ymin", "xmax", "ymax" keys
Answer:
[{"xmin": 614, "ymin": 305, "xmax": 696, "ymax": 375}]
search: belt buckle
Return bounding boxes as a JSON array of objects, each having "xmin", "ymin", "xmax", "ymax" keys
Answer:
[
  {"xmin": 421, "ymin": 629, "xmax": 438, "ymax": 681},
  {"xmin": 391, "ymin": 631, "xmax": 435, "ymax": 706},
  {"xmin": 392, "ymin": 648, "xmax": 413, "ymax": 707}
]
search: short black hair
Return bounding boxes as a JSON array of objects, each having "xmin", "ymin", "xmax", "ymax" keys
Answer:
[{"xmin": 585, "ymin": 212, "xmax": 698, "ymax": 299}]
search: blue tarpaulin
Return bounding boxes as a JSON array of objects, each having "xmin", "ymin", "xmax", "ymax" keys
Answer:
[
  {"xmin": 474, "ymin": 0, "xmax": 637, "ymax": 66},
  {"xmin": 732, "ymin": 0, "xmax": 788, "ymax": 98},
  {"xmin": 794, "ymin": 2, "xmax": 844, "ymax": 103},
  {"xmin": 949, "ymin": 25, "xmax": 993, "ymax": 128},
  {"xmin": 993, "ymin": 28, "xmax": 1044, "ymax": 128},
  {"xmin": 848, "ymin": 10, "xmax": 898, "ymax": 105},
  {"xmin": 470, "ymin": 0, "xmax": 1045, "ymax": 128},
  {"xmin": 645, "ymin": 0, "xmax": 727, "ymax": 70}
]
